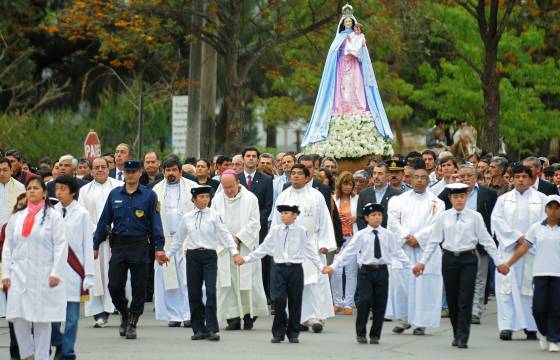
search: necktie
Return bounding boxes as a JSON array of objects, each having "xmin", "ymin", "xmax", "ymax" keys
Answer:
[
  {"xmin": 373, "ymin": 229, "xmax": 381, "ymax": 259},
  {"xmin": 117, "ymin": 171, "xmax": 122, "ymax": 181},
  {"xmin": 456, "ymin": 212, "xmax": 461, "ymax": 222},
  {"xmin": 62, "ymin": 208, "xmax": 67, "ymax": 218},
  {"xmin": 247, "ymin": 174, "xmax": 253, "ymax": 190},
  {"xmin": 283, "ymin": 226, "xmax": 290, "ymax": 256}
]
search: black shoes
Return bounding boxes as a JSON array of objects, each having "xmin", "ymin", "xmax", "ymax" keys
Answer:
[
  {"xmin": 500, "ymin": 330, "xmax": 513, "ymax": 341},
  {"xmin": 125, "ymin": 313, "xmax": 139, "ymax": 339},
  {"xmin": 357, "ymin": 336, "xmax": 367, "ymax": 344},
  {"xmin": 168, "ymin": 321, "xmax": 181, "ymax": 327},
  {"xmin": 311, "ymin": 323, "xmax": 323, "ymax": 333},
  {"xmin": 243, "ymin": 315, "xmax": 256, "ymax": 330},
  {"xmin": 300, "ymin": 324, "xmax": 309, "ymax": 332},
  {"xmin": 119, "ymin": 312, "xmax": 128, "ymax": 337},
  {"xmin": 525, "ymin": 330, "xmax": 538, "ymax": 340},
  {"xmin": 191, "ymin": 332, "xmax": 208, "ymax": 340},
  {"xmin": 392, "ymin": 323, "xmax": 411, "ymax": 334},
  {"xmin": 413, "ymin": 327, "xmax": 425, "ymax": 336},
  {"xmin": 370, "ymin": 337, "xmax": 379, "ymax": 344},
  {"xmin": 207, "ymin": 332, "xmax": 220, "ymax": 341},
  {"xmin": 271, "ymin": 336, "xmax": 284, "ymax": 343},
  {"xmin": 288, "ymin": 337, "xmax": 299, "ymax": 344},
  {"xmin": 183, "ymin": 320, "xmax": 192, "ymax": 328}
]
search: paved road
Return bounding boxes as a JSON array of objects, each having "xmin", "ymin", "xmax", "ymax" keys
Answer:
[{"xmin": 0, "ymin": 301, "xmax": 554, "ymax": 359}]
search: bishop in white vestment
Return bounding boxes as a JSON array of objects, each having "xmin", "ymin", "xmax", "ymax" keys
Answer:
[
  {"xmin": 152, "ymin": 164, "xmax": 196, "ymax": 327},
  {"xmin": 387, "ymin": 166, "xmax": 445, "ymax": 333},
  {"xmin": 78, "ymin": 157, "xmax": 123, "ymax": 325},
  {"xmin": 272, "ymin": 165, "xmax": 336, "ymax": 333},
  {"xmin": 213, "ymin": 173, "xmax": 269, "ymax": 329},
  {"xmin": 491, "ymin": 165, "xmax": 547, "ymax": 340}
]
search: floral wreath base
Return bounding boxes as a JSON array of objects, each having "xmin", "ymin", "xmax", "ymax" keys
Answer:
[{"xmin": 303, "ymin": 112, "xmax": 394, "ymax": 158}]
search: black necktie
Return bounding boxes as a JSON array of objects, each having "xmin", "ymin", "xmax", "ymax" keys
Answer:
[
  {"xmin": 373, "ymin": 229, "xmax": 381, "ymax": 259},
  {"xmin": 62, "ymin": 208, "xmax": 67, "ymax": 218},
  {"xmin": 284, "ymin": 225, "xmax": 290, "ymax": 252}
]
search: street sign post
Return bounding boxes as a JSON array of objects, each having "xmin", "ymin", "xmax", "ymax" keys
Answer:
[{"xmin": 84, "ymin": 130, "xmax": 101, "ymax": 161}]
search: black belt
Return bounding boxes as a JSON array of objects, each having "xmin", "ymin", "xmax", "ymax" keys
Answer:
[
  {"xmin": 113, "ymin": 235, "xmax": 147, "ymax": 242},
  {"xmin": 191, "ymin": 247, "xmax": 212, "ymax": 251},
  {"xmin": 361, "ymin": 264, "xmax": 388, "ymax": 269},
  {"xmin": 443, "ymin": 249, "xmax": 476, "ymax": 257},
  {"xmin": 276, "ymin": 262, "xmax": 301, "ymax": 267}
]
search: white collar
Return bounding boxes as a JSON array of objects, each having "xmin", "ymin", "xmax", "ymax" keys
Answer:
[{"xmin": 244, "ymin": 170, "xmax": 256, "ymax": 179}]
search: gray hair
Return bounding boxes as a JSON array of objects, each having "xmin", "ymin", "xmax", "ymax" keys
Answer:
[
  {"xmin": 491, "ymin": 156, "xmax": 508, "ymax": 172},
  {"xmin": 353, "ymin": 170, "xmax": 368, "ymax": 180},
  {"xmin": 523, "ymin": 156, "xmax": 542, "ymax": 169},
  {"xmin": 260, "ymin": 152, "xmax": 273, "ymax": 160},
  {"xmin": 459, "ymin": 162, "xmax": 476, "ymax": 174},
  {"xmin": 116, "ymin": 143, "xmax": 134, "ymax": 159},
  {"xmin": 321, "ymin": 156, "xmax": 337, "ymax": 168},
  {"xmin": 232, "ymin": 154, "xmax": 243, "ymax": 162},
  {"xmin": 59, "ymin": 154, "xmax": 78, "ymax": 168}
]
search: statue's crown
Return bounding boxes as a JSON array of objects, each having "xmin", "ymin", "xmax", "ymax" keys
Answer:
[{"xmin": 342, "ymin": 4, "xmax": 353, "ymax": 17}]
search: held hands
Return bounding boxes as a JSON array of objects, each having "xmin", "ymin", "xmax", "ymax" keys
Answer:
[
  {"xmin": 233, "ymin": 254, "xmax": 245, "ymax": 266},
  {"xmin": 2, "ymin": 278, "xmax": 10, "ymax": 289},
  {"xmin": 319, "ymin": 247, "xmax": 329, "ymax": 254},
  {"xmin": 412, "ymin": 263, "xmax": 425, "ymax": 277},
  {"xmin": 49, "ymin": 276, "xmax": 60, "ymax": 288},
  {"xmin": 322, "ymin": 266, "xmax": 333, "ymax": 275},
  {"xmin": 93, "ymin": 250, "xmax": 99, "ymax": 260},
  {"xmin": 405, "ymin": 235, "xmax": 419, "ymax": 248},
  {"xmin": 83, "ymin": 275, "xmax": 95, "ymax": 290},
  {"xmin": 496, "ymin": 263, "xmax": 510, "ymax": 275}
]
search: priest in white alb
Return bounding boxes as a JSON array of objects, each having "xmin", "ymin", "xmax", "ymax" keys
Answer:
[
  {"xmin": 78, "ymin": 157, "xmax": 123, "ymax": 327},
  {"xmin": 272, "ymin": 164, "xmax": 336, "ymax": 333},
  {"xmin": 491, "ymin": 164, "xmax": 547, "ymax": 341},
  {"xmin": 213, "ymin": 170, "xmax": 269, "ymax": 330},
  {"xmin": 387, "ymin": 160, "xmax": 444, "ymax": 335},
  {"xmin": 152, "ymin": 157, "xmax": 197, "ymax": 327}
]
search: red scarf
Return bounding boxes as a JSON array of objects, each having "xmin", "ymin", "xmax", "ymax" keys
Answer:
[{"xmin": 22, "ymin": 200, "xmax": 45, "ymax": 237}]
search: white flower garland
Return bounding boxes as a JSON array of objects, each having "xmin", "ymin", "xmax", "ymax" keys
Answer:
[{"xmin": 304, "ymin": 113, "xmax": 394, "ymax": 158}]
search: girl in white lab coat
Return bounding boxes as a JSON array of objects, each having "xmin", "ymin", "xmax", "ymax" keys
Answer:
[{"xmin": 2, "ymin": 177, "xmax": 68, "ymax": 360}]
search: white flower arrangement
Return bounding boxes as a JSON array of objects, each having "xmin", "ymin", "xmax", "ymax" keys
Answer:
[{"xmin": 304, "ymin": 113, "xmax": 394, "ymax": 158}]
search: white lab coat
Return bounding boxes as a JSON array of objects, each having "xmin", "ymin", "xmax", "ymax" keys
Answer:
[
  {"xmin": 212, "ymin": 186, "xmax": 269, "ymax": 322},
  {"xmin": 2, "ymin": 207, "xmax": 68, "ymax": 322},
  {"xmin": 386, "ymin": 190, "xmax": 445, "ymax": 328}
]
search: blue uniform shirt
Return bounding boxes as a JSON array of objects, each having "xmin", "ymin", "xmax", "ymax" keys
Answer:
[{"xmin": 93, "ymin": 185, "xmax": 164, "ymax": 251}]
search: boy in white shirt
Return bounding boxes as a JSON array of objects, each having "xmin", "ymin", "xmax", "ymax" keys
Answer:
[
  {"xmin": 324, "ymin": 203, "xmax": 409, "ymax": 345},
  {"xmin": 237, "ymin": 204, "xmax": 326, "ymax": 344}
]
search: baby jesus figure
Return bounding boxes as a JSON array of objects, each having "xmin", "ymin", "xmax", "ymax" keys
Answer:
[{"xmin": 344, "ymin": 23, "xmax": 366, "ymax": 58}]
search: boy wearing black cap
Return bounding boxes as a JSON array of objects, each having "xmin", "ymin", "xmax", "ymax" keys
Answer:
[
  {"xmin": 166, "ymin": 185, "xmax": 242, "ymax": 341},
  {"xmin": 413, "ymin": 183, "xmax": 510, "ymax": 349},
  {"xmin": 237, "ymin": 204, "xmax": 326, "ymax": 344},
  {"xmin": 324, "ymin": 203, "xmax": 409, "ymax": 344}
]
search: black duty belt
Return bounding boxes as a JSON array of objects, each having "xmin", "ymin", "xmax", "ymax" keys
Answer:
[
  {"xmin": 443, "ymin": 249, "xmax": 476, "ymax": 257},
  {"xmin": 276, "ymin": 262, "xmax": 301, "ymax": 267},
  {"xmin": 361, "ymin": 264, "xmax": 388, "ymax": 269}
]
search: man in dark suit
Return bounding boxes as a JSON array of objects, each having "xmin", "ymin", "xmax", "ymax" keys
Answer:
[
  {"xmin": 238, "ymin": 147, "xmax": 274, "ymax": 304},
  {"xmin": 109, "ymin": 143, "xmax": 133, "ymax": 181},
  {"xmin": 356, "ymin": 161, "xmax": 401, "ymax": 229},
  {"xmin": 523, "ymin": 157, "xmax": 559, "ymax": 196},
  {"xmin": 438, "ymin": 163, "xmax": 498, "ymax": 324},
  {"xmin": 46, "ymin": 154, "xmax": 88, "ymax": 198}
]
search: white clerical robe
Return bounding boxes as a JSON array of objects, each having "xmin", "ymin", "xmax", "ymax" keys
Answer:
[
  {"xmin": 2, "ymin": 208, "xmax": 68, "ymax": 322},
  {"xmin": 0, "ymin": 177, "xmax": 25, "ymax": 316},
  {"xmin": 491, "ymin": 188, "xmax": 546, "ymax": 331},
  {"xmin": 273, "ymin": 185, "xmax": 337, "ymax": 322},
  {"xmin": 212, "ymin": 186, "xmax": 269, "ymax": 322},
  {"xmin": 387, "ymin": 190, "xmax": 445, "ymax": 328},
  {"xmin": 152, "ymin": 177, "xmax": 196, "ymax": 322},
  {"xmin": 78, "ymin": 178, "xmax": 124, "ymax": 316}
]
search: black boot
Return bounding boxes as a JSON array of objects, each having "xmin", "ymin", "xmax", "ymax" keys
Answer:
[
  {"xmin": 119, "ymin": 311, "xmax": 128, "ymax": 337},
  {"xmin": 126, "ymin": 312, "xmax": 139, "ymax": 339}
]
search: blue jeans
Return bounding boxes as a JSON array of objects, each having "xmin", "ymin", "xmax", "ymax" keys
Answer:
[{"xmin": 52, "ymin": 302, "xmax": 80, "ymax": 359}]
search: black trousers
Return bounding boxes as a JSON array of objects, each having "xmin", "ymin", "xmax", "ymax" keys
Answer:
[
  {"xmin": 186, "ymin": 249, "xmax": 219, "ymax": 334},
  {"xmin": 533, "ymin": 276, "xmax": 560, "ymax": 343},
  {"xmin": 355, "ymin": 266, "xmax": 389, "ymax": 339},
  {"xmin": 259, "ymin": 223, "xmax": 271, "ymax": 303},
  {"xmin": 146, "ymin": 241, "xmax": 156, "ymax": 302},
  {"xmin": 271, "ymin": 264, "xmax": 304, "ymax": 340},
  {"xmin": 442, "ymin": 251, "xmax": 478, "ymax": 344},
  {"xmin": 108, "ymin": 238, "xmax": 149, "ymax": 316}
]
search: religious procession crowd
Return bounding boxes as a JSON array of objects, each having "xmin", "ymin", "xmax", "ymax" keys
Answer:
[{"xmin": 1, "ymin": 143, "xmax": 560, "ymax": 360}]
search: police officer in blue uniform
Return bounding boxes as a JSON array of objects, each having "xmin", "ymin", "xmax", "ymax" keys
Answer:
[{"xmin": 93, "ymin": 160, "xmax": 166, "ymax": 340}]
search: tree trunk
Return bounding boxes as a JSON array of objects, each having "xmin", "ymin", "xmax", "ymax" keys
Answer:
[
  {"xmin": 199, "ymin": 0, "xmax": 217, "ymax": 160},
  {"xmin": 479, "ymin": 42, "xmax": 500, "ymax": 154},
  {"xmin": 266, "ymin": 123, "xmax": 277, "ymax": 148},
  {"xmin": 186, "ymin": 0, "xmax": 203, "ymax": 158},
  {"xmin": 223, "ymin": 80, "xmax": 245, "ymax": 155},
  {"xmin": 393, "ymin": 117, "xmax": 404, "ymax": 153}
]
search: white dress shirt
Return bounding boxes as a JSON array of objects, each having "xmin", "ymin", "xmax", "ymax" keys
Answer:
[
  {"xmin": 421, "ymin": 207, "xmax": 502, "ymax": 264},
  {"xmin": 526, "ymin": 220, "xmax": 560, "ymax": 277},
  {"xmin": 331, "ymin": 225, "xmax": 410, "ymax": 268},
  {"xmin": 244, "ymin": 223, "xmax": 323, "ymax": 271},
  {"xmin": 170, "ymin": 207, "xmax": 239, "ymax": 256}
]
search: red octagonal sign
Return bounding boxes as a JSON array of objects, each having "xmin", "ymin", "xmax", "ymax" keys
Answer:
[{"xmin": 84, "ymin": 131, "xmax": 101, "ymax": 161}]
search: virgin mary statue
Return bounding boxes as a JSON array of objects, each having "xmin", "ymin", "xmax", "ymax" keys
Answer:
[{"xmin": 301, "ymin": 4, "xmax": 394, "ymax": 158}]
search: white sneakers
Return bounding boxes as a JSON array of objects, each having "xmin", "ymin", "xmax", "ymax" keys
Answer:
[
  {"xmin": 549, "ymin": 343, "xmax": 560, "ymax": 352},
  {"xmin": 540, "ymin": 335, "xmax": 549, "ymax": 350},
  {"xmin": 94, "ymin": 318, "xmax": 108, "ymax": 328}
]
